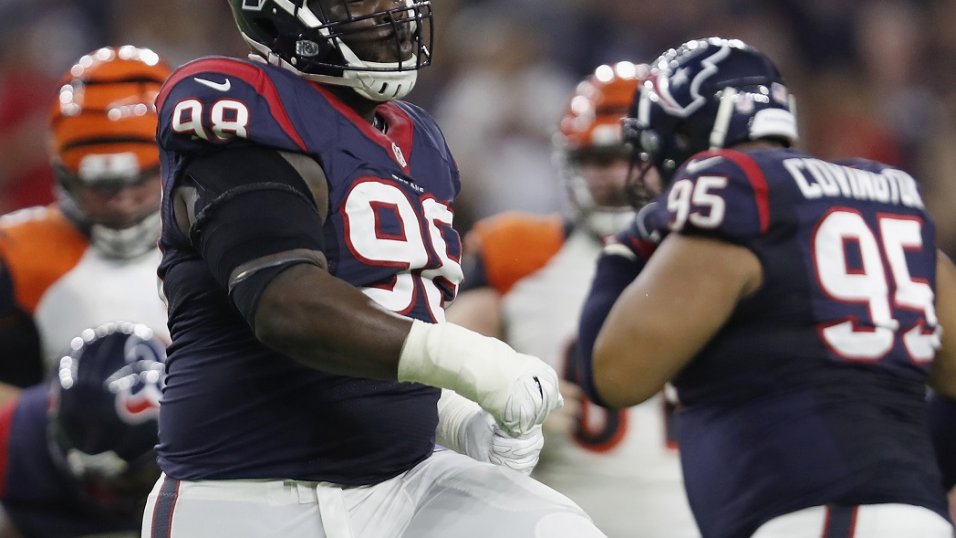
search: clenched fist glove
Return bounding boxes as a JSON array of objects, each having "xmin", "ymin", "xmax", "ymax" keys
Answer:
[
  {"xmin": 436, "ymin": 390, "xmax": 544, "ymax": 475},
  {"xmin": 398, "ymin": 320, "xmax": 563, "ymax": 437}
]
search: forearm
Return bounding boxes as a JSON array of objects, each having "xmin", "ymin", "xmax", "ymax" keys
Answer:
[
  {"xmin": 254, "ymin": 263, "xmax": 410, "ymax": 380},
  {"xmin": 254, "ymin": 264, "xmax": 561, "ymax": 436}
]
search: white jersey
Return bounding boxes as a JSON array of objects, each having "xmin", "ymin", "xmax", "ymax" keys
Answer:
[
  {"xmin": 463, "ymin": 213, "xmax": 698, "ymax": 537},
  {"xmin": 0, "ymin": 205, "xmax": 169, "ymax": 373}
]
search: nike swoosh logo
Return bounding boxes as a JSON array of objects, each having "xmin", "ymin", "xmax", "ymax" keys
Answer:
[
  {"xmin": 194, "ymin": 77, "xmax": 231, "ymax": 92},
  {"xmin": 532, "ymin": 376, "xmax": 543, "ymax": 399},
  {"xmin": 683, "ymin": 156, "xmax": 723, "ymax": 174}
]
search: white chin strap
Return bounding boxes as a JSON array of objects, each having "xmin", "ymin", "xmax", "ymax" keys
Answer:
[
  {"xmin": 335, "ymin": 39, "xmax": 419, "ymax": 101},
  {"xmin": 90, "ymin": 211, "xmax": 160, "ymax": 259},
  {"xmin": 244, "ymin": 35, "xmax": 419, "ymax": 102}
]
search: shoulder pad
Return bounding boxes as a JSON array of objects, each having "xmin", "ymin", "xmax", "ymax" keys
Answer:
[
  {"xmin": 464, "ymin": 212, "xmax": 566, "ymax": 294},
  {"xmin": 156, "ymin": 57, "xmax": 313, "ymax": 155},
  {"xmin": 660, "ymin": 149, "xmax": 772, "ymax": 244}
]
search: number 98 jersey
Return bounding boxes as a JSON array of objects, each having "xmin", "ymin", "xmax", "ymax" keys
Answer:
[
  {"xmin": 646, "ymin": 147, "xmax": 947, "ymax": 537},
  {"xmin": 152, "ymin": 57, "xmax": 461, "ymax": 484}
]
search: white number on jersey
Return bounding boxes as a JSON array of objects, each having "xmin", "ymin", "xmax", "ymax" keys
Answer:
[
  {"xmin": 813, "ymin": 209, "xmax": 939, "ymax": 363},
  {"xmin": 342, "ymin": 180, "xmax": 462, "ymax": 320}
]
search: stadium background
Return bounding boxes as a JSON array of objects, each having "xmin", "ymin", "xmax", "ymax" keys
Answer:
[{"xmin": 1, "ymin": 0, "xmax": 954, "ymax": 249}]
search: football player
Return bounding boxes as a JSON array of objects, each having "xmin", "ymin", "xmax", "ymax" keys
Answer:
[
  {"xmin": 143, "ymin": 1, "xmax": 605, "ymax": 537},
  {"xmin": 0, "ymin": 46, "xmax": 171, "ymax": 406},
  {"xmin": 446, "ymin": 61, "xmax": 699, "ymax": 537},
  {"xmin": 0, "ymin": 322, "xmax": 166, "ymax": 537},
  {"xmin": 578, "ymin": 37, "xmax": 956, "ymax": 537}
]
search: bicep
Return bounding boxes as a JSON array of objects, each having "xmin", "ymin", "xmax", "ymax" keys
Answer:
[
  {"xmin": 593, "ymin": 234, "xmax": 761, "ymax": 407},
  {"xmin": 170, "ymin": 146, "xmax": 333, "ymax": 334},
  {"xmin": 930, "ymin": 250, "xmax": 956, "ymax": 397}
]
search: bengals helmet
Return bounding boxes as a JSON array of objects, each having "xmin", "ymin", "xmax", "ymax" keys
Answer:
[
  {"xmin": 227, "ymin": 0, "xmax": 433, "ymax": 101},
  {"xmin": 47, "ymin": 321, "xmax": 166, "ymax": 515},
  {"xmin": 624, "ymin": 38, "xmax": 798, "ymax": 186},
  {"xmin": 49, "ymin": 45, "xmax": 171, "ymax": 258},
  {"xmin": 554, "ymin": 61, "xmax": 646, "ymax": 237}
]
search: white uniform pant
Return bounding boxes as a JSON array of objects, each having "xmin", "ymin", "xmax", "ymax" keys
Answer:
[
  {"xmin": 752, "ymin": 503, "xmax": 952, "ymax": 538},
  {"xmin": 141, "ymin": 448, "xmax": 606, "ymax": 538}
]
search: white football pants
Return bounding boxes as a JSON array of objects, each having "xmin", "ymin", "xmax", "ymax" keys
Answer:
[
  {"xmin": 141, "ymin": 448, "xmax": 606, "ymax": 538},
  {"xmin": 752, "ymin": 503, "xmax": 952, "ymax": 538}
]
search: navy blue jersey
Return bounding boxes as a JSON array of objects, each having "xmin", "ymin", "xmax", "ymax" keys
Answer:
[
  {"xmin": 584, "ymin": 147, "xmax": 948, "ymax": 537},
  {"xmin": 154, "ymin": 57, "xmax": 462, "ymax": 484},
  {"xmin": 0, "ymin": 385, "xmax": 141, "ymax": 537}
]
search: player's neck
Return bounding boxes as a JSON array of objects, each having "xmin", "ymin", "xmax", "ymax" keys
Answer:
[{"xmin": 325, "ymin": 85, "xmax": 379, "ymax": 124}]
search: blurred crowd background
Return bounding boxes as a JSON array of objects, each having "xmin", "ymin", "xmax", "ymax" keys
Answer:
[{"xmin": 3, "ymin": 0, "xmax": 956, "ymax": 251}]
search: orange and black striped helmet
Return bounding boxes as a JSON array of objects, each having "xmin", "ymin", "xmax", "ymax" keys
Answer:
[
  {"xmin": 553, "ymin": 61, "xmax": 647, "ymax": 237},
  {"xmin": 555, "ymin": 61, "xmax": 647, "ymax": 156},
  {"xmin": 49, "ymin": 45, "xmax": 171, "ymax": 186}
]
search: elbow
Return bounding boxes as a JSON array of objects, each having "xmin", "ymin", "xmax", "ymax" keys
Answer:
[
  {"xmin": 592, "ymin": 341, "xmax": 658, "ymax": 408},
  {"xmin": 254, "ymin": 305, "xmax": 303, "ymax": 353}
]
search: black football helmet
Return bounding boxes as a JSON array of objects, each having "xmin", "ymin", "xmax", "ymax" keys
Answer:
[
  {"xmin": 227, "ymin": 0, "xmax": 433, "ymax": 101},
  {"xmin": 623, "ymin": 37, "xmax": 798, "ymax": 191},
  {"xmin": 47, "ymin": 322, "xmax": 166, "ymax": 515}
]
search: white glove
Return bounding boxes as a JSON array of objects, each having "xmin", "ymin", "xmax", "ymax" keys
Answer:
[
  {"xmin": 399, "ymin": 320, "xmax": 563, "ymax": 436},
  {"xmin": 436, "ymin": 390, "xmax": 543, "ymax": 475},
  {"xmin": 487, "ymin": 425, "xmax": 544, "ymax": 475}
]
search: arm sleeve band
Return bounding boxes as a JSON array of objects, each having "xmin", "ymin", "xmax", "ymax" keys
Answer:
[{"xmin": 181, "ymin": 147, "xmax": 327, "ymax": 325}]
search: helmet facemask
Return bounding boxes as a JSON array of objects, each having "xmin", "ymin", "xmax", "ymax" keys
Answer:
[
  {"xmin": 555, "ymin": 61, "xmax": 645, "ymax": 237},
  {"xmin": 231, "ymin": 0, "xmax": 433, "ymax": 101}
]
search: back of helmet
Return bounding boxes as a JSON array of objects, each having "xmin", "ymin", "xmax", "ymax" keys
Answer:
[{"xmin": 47, "ymin": 321, "xmax": 166, "ymax": 516}]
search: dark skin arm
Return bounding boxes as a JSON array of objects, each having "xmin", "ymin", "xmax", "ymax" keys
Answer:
[
  {"xmin": 594, "ymin": 233, "xmax": 762, "ymax": 407},
  {"xmin": 253, "ymin": 263, "xmax": 411, "ymax": 379},
  {"xmin": 174, "ymin": 150, "xmax": 412, "ymax": 380}
]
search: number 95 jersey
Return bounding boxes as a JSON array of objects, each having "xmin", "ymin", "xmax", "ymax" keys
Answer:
[
  {"xmin": 649, "ymin": 147, "xmax": 947, "ymax": 537},
  {"xmin": 153, "ymin": 57, "xmax": 462, "ymax": 484}
]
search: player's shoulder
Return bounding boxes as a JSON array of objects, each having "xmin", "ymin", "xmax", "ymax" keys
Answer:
[
  {"xmin": 659, "ymin": 147, "xmax": 805, "ymax": 243},
  {"xmin": 466, "ymin": 211, "xmax": 567, "ymax": 252},
  {"xmin": 156, "ymin": 56, "xmax": 318, "ymax": 155},
  {"xmin": 464, "ymin": 212, "xmax": 569, "ymax": 293},
  {"xmin": 0, "ymin": 206, "xmax": 88, "ymax": 312},
  {"xmin": 0, "ymin": 205, "xmax": 85, "ymax": 249},
  {"xmin": 157, "ymin": 56, "xmax": 281, "ymax": 106}
]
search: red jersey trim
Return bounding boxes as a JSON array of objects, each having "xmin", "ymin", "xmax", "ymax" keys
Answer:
[{"xmin": 157, "ymin": 58, "xmax": 308, "ymax": 152}]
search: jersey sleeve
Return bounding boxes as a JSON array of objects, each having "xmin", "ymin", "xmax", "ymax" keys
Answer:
[
  {"xmin": 458, "ymin": 212, "xmax": 566, "ymax": 294},
  {"xmin": 575, "ymin": 209, "xmax": 660, "ymax": 406},
  {"xmin": 654, "ymin": 149, "xmax": 772, "ymax": 246},
  {"xmin": 155, "ymin": 57, "xmax": 313, "ymax": 157}
]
